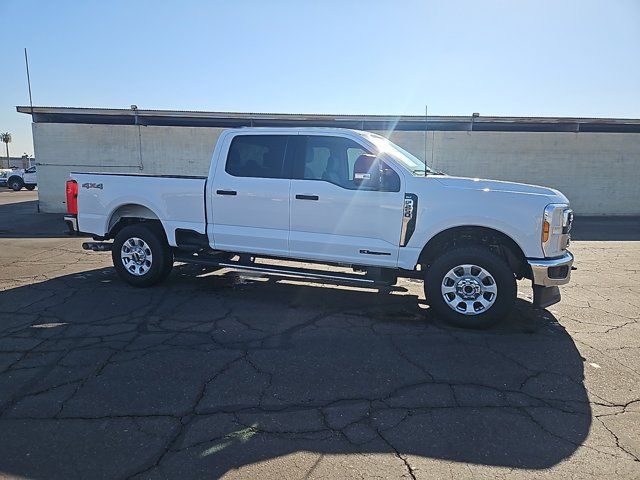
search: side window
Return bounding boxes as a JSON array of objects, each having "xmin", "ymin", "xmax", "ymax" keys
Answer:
[
  {"xmin": 25, "ymin": 167, "xmax": 36, "ymax": 173},
  {"xmin": 347, "ymin": 147, "xmax": 367, "ymax": 180},
  {"xmin": 226, "ymin": 135, "xmax": 287, "ymax": 178},
  {"xmin": 296, "ymin": 136, "xmax": 371, "ymax": 189},
  {"xmin": 303, "ymin": 145, "xmax": 331, "ymax": 180},
  {"xmin": 295, "ymin": 136, "xmax": 400, "ymax": 192}
]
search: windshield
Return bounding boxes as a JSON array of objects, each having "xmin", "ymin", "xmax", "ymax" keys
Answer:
[{"xmin": 364, "ymin": 133, "xmax": 444, "ymax": 175}]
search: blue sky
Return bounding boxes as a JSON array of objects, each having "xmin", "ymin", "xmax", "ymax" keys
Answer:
[{"xmin": 1, "ymin": 0, "xmax": 639, "ymax": 156}]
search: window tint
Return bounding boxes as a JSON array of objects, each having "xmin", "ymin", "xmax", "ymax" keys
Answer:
[
  {"xmin": 302, "ymin": 144, "xmax": 331, "ymax": 180},
  {"xmin": 295, "ymin": 136, "xmax": 400, "ymax": 192},
  {"xmin": 296, "ymin": 136, "xmax": 370, "ymax": 188},
  {"xmin": 347, "ymin": 147, "xmax": 366, "ymax": 180},
  {"xmin": 226, "ymin": 135, "xmax": 287, "ymax": 178}
]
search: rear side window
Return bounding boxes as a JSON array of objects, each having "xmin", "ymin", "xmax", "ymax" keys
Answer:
[{"xmin": 226, "ymin": 135, "xmax": 287, "ymax": 178}]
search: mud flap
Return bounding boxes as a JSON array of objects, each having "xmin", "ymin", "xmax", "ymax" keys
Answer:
[{"xmin": 532, "ymin": 285, "xmax": 561, "ymax": 309}]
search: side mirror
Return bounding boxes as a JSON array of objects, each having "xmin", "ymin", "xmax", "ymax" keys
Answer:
[{"xmin": 353, "ymin": 154, "xmax": 382, "ymax": 189}]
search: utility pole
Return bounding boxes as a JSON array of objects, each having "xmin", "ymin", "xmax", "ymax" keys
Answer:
[
  {"xmin": 25, "ymin": 48, "xmax": 34, "ymax": 115},
  {"xmin": 424, "ymin": 105, "xmax": 428, "ymax": 175}
]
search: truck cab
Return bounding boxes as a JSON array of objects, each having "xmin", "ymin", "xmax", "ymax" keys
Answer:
[
  {"xmin": 209, "ymin": 129, "xmax": 406, "ymax": 267},
  {"xmin": 65, "ymin": 128, "xmax": 574, "ymax": 328}
]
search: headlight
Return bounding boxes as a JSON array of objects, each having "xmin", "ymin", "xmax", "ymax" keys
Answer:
[
  {"xmin": 562, "ymin": 209, "xmax": 574, "ymax": 234},
  {"xmin": 542, "ymin": 204, "xmax": 572, "ymax": 257}
]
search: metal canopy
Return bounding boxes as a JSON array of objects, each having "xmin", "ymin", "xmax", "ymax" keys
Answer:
[{"xmin": 16, "ymin": 106, "xmax": 640, "ymax": 133}]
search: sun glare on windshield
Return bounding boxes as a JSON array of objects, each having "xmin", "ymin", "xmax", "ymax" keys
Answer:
[{"xmin": 365, "ymin": 133, "xmax": 440, "ymax": 175}]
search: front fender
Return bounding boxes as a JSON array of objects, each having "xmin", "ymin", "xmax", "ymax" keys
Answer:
[{"xmin": 397, "ymin": 189, "xmax": 547, "ymax": 269}]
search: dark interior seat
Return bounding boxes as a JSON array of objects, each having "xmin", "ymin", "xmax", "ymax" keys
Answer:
[{"xmin": 322, "ymin": 155, "xmax": 343, "ymax": 185}]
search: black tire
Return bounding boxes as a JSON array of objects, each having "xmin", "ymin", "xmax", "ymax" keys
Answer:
[
  {"xmin": 8, "ymin": 177, "xmax": 23, "ymax": 191},
  {"xmin": 424, "ymin": 246, "xmax": 516, "ymax": 329},
  {"xmin": 111, "ymin": 224, "xmax": 173, "ymax": 287},
  {"xmin": 25, "ymin": 185, "xmax": 36, "ymax": 191}
]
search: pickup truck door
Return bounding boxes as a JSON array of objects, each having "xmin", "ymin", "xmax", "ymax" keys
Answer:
[
  {"xmin": 288, "ymin": 134, "xmax": 404, "ymax": 267},
  {"xmin": 23, "ymin": 166, "xmax": 36, "ymax": 184},
  {"xmin": 209, "ymin": 134, "xmax": 291, "ymax": 256}
]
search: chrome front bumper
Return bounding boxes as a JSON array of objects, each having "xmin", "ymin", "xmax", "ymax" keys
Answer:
[{"xmin": 527, "ymin": 251, "xmax": 574, "ymax": 287}]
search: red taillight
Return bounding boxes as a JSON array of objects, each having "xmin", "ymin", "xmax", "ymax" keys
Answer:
[{"xmin": 66, "ymin": 180, "xmax": 78, "ymax": 214}]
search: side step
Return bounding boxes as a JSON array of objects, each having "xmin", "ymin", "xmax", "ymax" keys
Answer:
[{"xmin": 174, "ymin": 253, "xmax": 383, "ymax": 286}]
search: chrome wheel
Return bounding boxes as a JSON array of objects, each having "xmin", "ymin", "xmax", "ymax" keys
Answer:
[
  {"xmin": 121, "ymin": 237, "xmax": 153, "ymax": 276},
  {"xmin": 441, "ymin": 264, "xmax": 497, "ymax": 316}
]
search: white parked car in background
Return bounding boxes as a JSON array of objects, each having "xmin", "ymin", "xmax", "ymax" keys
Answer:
[
  {"xmin": 64, "ymin": 128, "xmax": 574, "ymax": 329},
  {"xmin": 6, "ymin": 166, "xmax": 37, "ymax": 191},
  {"xmin": 0, "ymin": 169, "xmax": 13, "ymax": 187}
]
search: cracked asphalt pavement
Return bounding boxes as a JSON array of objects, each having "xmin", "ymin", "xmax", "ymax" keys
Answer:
[{"xmin": 0, "ymin": 190, "xmax": 639, "ymax": 479}]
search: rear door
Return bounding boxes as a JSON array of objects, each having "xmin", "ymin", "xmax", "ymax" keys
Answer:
[
  {"xmin": 210, "ymin": 133, "xmax": 292, "ymax": 256},
  {"xmin": 288, "ymin": 134, "xmax": 405, "ymax": 267}
]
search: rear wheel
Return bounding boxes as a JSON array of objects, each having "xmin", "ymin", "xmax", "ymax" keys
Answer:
[
  {"xmin": 25, "ymin": 185, "xmax": 36, "ymax": 191},
  {"xmin": 8, "ymin": 177, "xmax": 23, "ymax": 191},
  {"xmin": 424, "ymin": 246, "xmax": 516, "ymax": 329},
  {"xmin": 112, "ymin": 224, "xmax": 173, "ymax": 287}
]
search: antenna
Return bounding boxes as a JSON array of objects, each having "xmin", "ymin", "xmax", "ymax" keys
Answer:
[{"xmin": 24, "ymin": 48, "xmax": 34, "ymax": 115}]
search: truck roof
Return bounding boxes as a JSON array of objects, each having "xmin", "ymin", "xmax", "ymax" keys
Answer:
[{"xmin": 234, "ymin": 126, "xmax": 369, "ymax": 135}]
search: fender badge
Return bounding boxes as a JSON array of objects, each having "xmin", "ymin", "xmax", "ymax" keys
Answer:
[{"xmin": 81, "ymin": 183, "xmax": 103, "ymax": 189}]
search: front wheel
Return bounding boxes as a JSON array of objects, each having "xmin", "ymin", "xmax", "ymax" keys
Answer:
[
  {"xmin": 112, "ymin": 224, "xmax": 173, "ymax": 287},
  {"xmin": 8, "ymin": 178, "xmax": 23, "ymax": 191},
  {"xmin": 25, "ymin": 185, "xmax": 36, "ymax": 191},
  {"xmin": 424, "ymin": 246, "xmax": 516, "ymax": 329}
]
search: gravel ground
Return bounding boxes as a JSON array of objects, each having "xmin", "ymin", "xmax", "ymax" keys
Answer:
[{"xmin": 0, "ymin": 190, "xmax": 638, "ymax": 479}]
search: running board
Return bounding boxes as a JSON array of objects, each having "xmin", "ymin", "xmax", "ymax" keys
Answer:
[{"xmin": 174, "ymin": 254, "xmax": 382, "ymax": 286}]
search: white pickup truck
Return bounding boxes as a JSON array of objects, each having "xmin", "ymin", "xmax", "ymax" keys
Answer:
[
  {"xmin": 6, "ymin": 166, "xmax": 37, "ymax": 191},
  {"xmin": 64, "ymin": 128, "xmax": 574, "ymax": 328}
]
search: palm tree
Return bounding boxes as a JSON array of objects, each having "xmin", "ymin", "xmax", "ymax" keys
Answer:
[{"xmin": 0, "ymin": 132, "xmax": 11, "ymax": 168}]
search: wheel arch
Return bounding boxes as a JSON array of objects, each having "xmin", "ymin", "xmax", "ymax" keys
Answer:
[
  {"xmin": 418, "ymin": 225, "xmax": 529, "ymax": 278},
  {"xmin": 7, "ymin": 175, "xmax": 23, "ymax": 184},
  {"xmin": 106, "ymin": 203, "xmax": 163, "ymax": 239}
]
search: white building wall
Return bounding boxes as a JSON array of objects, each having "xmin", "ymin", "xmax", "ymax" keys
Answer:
[{"xmin": 33, "ymin": 122, "xmax": 640, "ymax": 215}]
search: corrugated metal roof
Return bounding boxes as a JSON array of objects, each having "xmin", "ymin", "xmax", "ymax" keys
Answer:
[{"xmin": 16, "ymin": 106, "xmax": 640, "ymax": 133}]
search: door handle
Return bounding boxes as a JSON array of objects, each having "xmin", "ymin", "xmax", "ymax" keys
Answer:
[
  {"xmin": 295, "ymin": 194, "xmax": 319, "ymax": 201},
  {"xmin": 216, "ymin": 190, "xmax": 237, "ymax": 196}
]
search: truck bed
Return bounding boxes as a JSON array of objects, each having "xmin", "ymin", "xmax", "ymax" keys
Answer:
[{"xmin": 71, "ymin": 172, "xmax": 207, "ymax": 246}]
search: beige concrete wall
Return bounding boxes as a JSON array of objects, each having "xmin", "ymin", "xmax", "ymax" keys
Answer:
[
  {"xmin": 34, "ymin": 123, "xmax": 640, "ymax": 215},
  {"xmin": 377, "ymin": 130, "xmax": 640, "ymax": 216},
  {"xmin": 2, "ymin": 157, "xmax": 33, "ymax": 169}
]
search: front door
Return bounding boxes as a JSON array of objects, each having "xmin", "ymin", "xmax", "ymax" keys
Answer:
[
  {"xmin": 23, "ymin": 166, "xmax": 36, "ymax": 184},
  {"xmin": 210, "ymin": 134, "xmax": 291, "ymax": 256},
  {"xmin": 289, "ymin": 134, "xmax": 405, "ymax": 267}
]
